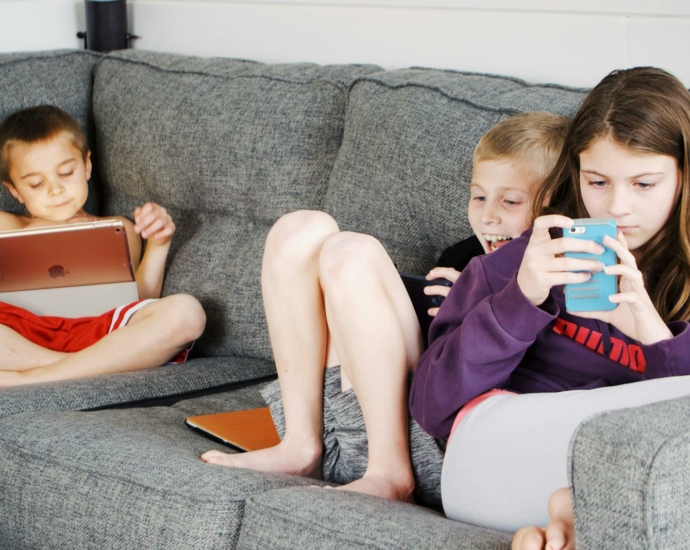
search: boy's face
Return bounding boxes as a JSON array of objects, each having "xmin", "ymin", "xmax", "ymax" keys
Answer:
[
  {"xmin": 468, "ymin": 158, "xmax": 541, "ymax": 253},
  {"xmin": 3, "ymin": 132, "xmax": 91, "ymax": 222}
]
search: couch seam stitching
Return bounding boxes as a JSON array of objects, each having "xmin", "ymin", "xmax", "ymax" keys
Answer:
[{"xmin": 95, "ymin": 56, "xmax": 379, "ymax": 92}]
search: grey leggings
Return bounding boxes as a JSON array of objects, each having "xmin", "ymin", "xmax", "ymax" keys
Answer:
[{"xmin": 442, "ymin": 375, "xmax": 690, "ymax": 532}]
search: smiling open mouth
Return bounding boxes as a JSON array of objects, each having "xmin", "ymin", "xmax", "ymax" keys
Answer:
[{"xmin": 483, "ymin": 234, "xmax": 513, "ymax": 252}]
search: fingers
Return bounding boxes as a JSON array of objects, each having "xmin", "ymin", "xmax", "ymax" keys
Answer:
[
  {"xmin": 531, "ymin": 215, "xmax": 574, "ymax": 244},
  {"xmin": 427, "ymin": 307, "xmax": 439, "ymax": 317},
  {"xmin": 424, "ymin": 285, "xmax": 451, "ymax": 298},
  {"xmin": 603, "ymin": 234, "xmax": 636, "ymax": 267},
  {"xmin": 134, "ymin": 202, "xmax": 175, "ymax": 243},
  {"xmin": 426, "ymin": 267, "xmax": 461, "ymax": 283}
]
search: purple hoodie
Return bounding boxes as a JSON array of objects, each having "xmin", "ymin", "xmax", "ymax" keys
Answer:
[{"xmin": 409, "ymin": 230, "xmax": 690, "ymax": 440}]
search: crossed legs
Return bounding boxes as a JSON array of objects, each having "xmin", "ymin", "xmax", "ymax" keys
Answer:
[
  {"xmin": 0, "ymin": 294, "xmax": 206, "ymax": 386},
  {"xmin": 202, "ymin": 210, "xmax": 423, "ymax": 501}
]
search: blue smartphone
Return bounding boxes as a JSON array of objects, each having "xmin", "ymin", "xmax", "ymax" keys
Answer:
[{"xmin": 564, "ymin": 218, "xmax": 617, "ymax": 312}]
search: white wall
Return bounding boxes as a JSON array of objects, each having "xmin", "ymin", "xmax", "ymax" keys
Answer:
[{"xmin": 2, "ymin": 0, "xmax": 690, "ymax": 88}]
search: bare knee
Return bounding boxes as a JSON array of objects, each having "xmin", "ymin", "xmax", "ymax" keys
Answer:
[
  {"xmin": 319, "ymin": 232, "xmax": 389, "ymax": 288},
  {"xmin": 264, "ymin": 211, "xmax": 339, "ymax": 270},
  {"xmin": 155, "ymin": 294, "xmax": 206, "ymax": 343}
]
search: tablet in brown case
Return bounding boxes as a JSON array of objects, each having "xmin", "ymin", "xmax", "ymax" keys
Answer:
[{"xmin": 185, "ymin": 407, "xmax": 281, "ymax": 452}]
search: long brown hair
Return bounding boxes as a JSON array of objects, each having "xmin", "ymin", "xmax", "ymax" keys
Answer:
[{"xmin": 534, "ymin": 67, "xmax": 690, "ymax": 321}]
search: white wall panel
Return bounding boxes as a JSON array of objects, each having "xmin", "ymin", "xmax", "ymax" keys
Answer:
[
  {"xmin": 392, "ymin": 10, "xmax": 626, "ymax": 87},
  {"xmin": 0, "ymin": 0, "xmax": 81, "ymax": 52},
  {"xmin": 628, "ymin": 16, "xmax": 690, "ymax": 85},
  {"xmin": 130, "ymin": 2, "xmax": 393, "ymax": 66},
  {"xmin": 3, "ymin": 1, "xmax": 690, "ymax": 88}
]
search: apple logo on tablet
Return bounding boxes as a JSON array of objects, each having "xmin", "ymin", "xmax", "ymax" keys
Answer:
[{"xmin": 48, "ymin": 265, "xmax": 66, "ymax": 279}]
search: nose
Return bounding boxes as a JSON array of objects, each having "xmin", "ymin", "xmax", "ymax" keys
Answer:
[
  {"xmin": 606, "ymin": 184, "xmax": 632, "ymax": 218},
  {"xmin": 480, "ymin": 199, "xmax": 501, "ymax": 225},
  {"xmin": 47, "ymin": 179, "xmax": 65, "ymax": 196}
]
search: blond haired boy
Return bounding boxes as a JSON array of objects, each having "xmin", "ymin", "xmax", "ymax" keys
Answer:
[
  {"xmin": 0, "ymin": 105, "xmax": 205, "ymax": 387},
  {"xmin": 201, "ymin": 112, "xmax": 569, "ymax": 505}
]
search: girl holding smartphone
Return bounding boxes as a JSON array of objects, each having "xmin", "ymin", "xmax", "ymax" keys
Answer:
[{"xmin": 409, "ymin": 67, "xmax": 690, "ymax": 550}]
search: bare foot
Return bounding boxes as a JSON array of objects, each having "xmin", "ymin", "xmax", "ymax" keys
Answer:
[
  {"xmin": 334, "ymin": 470, "xmax": 415, "ymax": 503},
  {"xmin": 511, "ymin": 487, "xmax": 575, "ymax": 550},
  {"xmin": 201, "ymin": 437, "xmax": 323, "ymax": 479}
]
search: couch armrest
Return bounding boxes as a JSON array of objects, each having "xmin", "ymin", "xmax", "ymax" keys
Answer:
[{"xmin": 569, "ymin": 394, "xmax": 690, "ymax": 548}]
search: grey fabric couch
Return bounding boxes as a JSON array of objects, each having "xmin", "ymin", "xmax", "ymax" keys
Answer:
[{"xmin": 0, "ymin": 49, "xmax": 685, "ymax": 549}]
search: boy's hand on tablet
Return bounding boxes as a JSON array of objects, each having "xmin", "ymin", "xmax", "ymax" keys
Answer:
[
  {"xmin": 133, "ymin": 202, "xmax": 175, "ymax": 246},
  {"xmin": 424, "ymin": 267, "xmax": 460, "ymax": 317}
]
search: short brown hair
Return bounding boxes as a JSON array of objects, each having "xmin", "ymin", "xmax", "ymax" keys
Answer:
[
  {"xmin": 474, "ymin": 112, "xmax": 571, "ymax": 180},
  {"xmin": 0, "ymin": 105, "xmax": 88, "ymax": 185}
]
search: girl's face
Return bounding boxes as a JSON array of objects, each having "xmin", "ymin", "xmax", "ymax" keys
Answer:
[{"xmin": 579, "ymin": 136, "xmax": 680, "ymax": 254}]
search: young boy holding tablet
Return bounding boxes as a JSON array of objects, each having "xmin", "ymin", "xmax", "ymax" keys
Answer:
[{"xmin": 0, "ymin": 105, "xmax": 205, "ymax": 386}]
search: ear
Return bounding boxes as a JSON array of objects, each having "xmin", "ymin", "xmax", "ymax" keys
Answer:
[
  {"xmin": 2, "ymin": 181, "xmax": 24, "ymax": 204},
  {"xmin": 84, "ymin": 150, "xmax": 92, "ymax": 181}
]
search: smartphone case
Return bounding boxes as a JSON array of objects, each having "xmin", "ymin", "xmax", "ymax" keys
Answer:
[{"xmin": 564, "ymin": 218, "xmax": 617, "ymax": 312}]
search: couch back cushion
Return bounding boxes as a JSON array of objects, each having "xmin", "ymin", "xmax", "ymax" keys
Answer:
[
  {"xmin": 325, "ymin": 69, "xmax": 589, "ymax": 274},
  {"xmin": 94, "ymin": 50, "xmax": 381, "ymax": 360},
  {"xmin": 0, "ymin": 50, "xmax": 102, "ymax": 216}
]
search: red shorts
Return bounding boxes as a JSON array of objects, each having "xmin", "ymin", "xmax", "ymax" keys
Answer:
[{"xmin": 0, "ymin": 300, "xmax": 191, "ymax": 364}]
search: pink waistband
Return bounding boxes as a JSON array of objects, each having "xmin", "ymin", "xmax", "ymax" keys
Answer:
[{"xmin": 448, "ymin": 389, "xmax": 516, "ymax": 442}]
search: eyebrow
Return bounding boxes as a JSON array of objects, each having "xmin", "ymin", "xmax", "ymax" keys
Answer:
[
  {"xmin": 470, "ymin": 183, "xmax": 530, "ymax": 194},
  {"xmin": 20, "ymin": 158, "xmax": 77, "ymax": 180},
  {"xmin": 581, "ymin": 169, "xmax": 665, "ymax": 179}
]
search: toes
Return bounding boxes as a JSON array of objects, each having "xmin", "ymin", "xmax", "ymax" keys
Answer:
[
  {"xmin": 512, "ymin": 526, "xmax": 546, "ymax": 550},
  {"xmin": 200, "ymin": 450, "xmax": 229, "ymax": 464},
  {"xmin": 544, "ymin": 519, "xmax": 574, "ymax": 550}
]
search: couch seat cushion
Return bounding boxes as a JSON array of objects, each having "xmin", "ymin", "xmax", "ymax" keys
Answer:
[
  {"xmin": 0, "ymin": 384, "xmax": 313, "ymax": 549},
  {"xmin": 0, "ymin": 356, "xmax": 275, "ymax": 419},
  {"xmin": 237, "ymin": 486, "xmax": 513, "ymax": 549}
]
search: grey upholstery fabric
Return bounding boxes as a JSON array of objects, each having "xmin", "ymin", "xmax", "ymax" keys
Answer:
[
  {"xmin": 0, "ymin": 50, "xmax": 102, "ymax": 215},
  {"xmin": 569, "ymin": 394, "xmax": 690, "ymax": 549},
  {"xmin": 93, "ymin": 50, "xmax": 382, "ymax": 361},
  {"xmin": 236, "ymin": 486, "xmax": 513, "ymax": 549},
  {"xmin": 0, "ymin": 356, "xmax": 275, "ymax": 419},
  {"xmin": 325, "ymin": 68, "xmax": 588, "ymax": 274},
  {"xmin": 0, "ymin": 385, "xmax": 320, "ymax": 549}
]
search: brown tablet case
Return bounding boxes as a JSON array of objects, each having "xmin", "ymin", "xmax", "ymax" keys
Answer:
[{"xmin": 185, "ymin": 407, "xmax": 281, "ymax": 452}]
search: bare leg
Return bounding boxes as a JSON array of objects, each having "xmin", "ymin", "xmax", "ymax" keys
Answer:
[
  {"xmin": 0, "ymin": 294, "xmax": 205, "ymax": 387},
  {"xmin": 319, "ymin": 232, "xmax": 423, "ymax": 502},
  {"xmin": 512, "ymin": 488, "xmax": 575, "ymax": 550},
  {"xmin": 0, "ymin": 324, "xmax": 68, "ymax": 372},
  {"xmin": 202, "ymin": 211, "xmax": 340, "ymax": 477}
]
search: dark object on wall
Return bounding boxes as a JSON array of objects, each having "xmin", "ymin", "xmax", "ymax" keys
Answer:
[{"xmin": 76, "ymin": 0, "xmax": 139, "ymax": 52}]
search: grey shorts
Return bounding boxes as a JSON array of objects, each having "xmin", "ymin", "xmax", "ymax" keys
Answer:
[{"xmin": 260, "ymin": 366, "xmax": 445, "ymax": 508}]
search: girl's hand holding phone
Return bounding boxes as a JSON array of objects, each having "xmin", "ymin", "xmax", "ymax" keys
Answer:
[
  {"xmin": 573, "ymin": 232, "xmax": 673, "ymax": 345},
  {"xmin": 517, "ymin": 215, "xmax": 604, "ymax": 307}
]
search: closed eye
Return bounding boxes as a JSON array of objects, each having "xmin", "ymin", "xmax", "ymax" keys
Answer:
[
  {"xmin": 589, "ymin": 180, "xmax": 607, "ymax": 188},
  {"xmin": 636, "ymin": 182, "xmax": 655, "ymax": 189}
]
